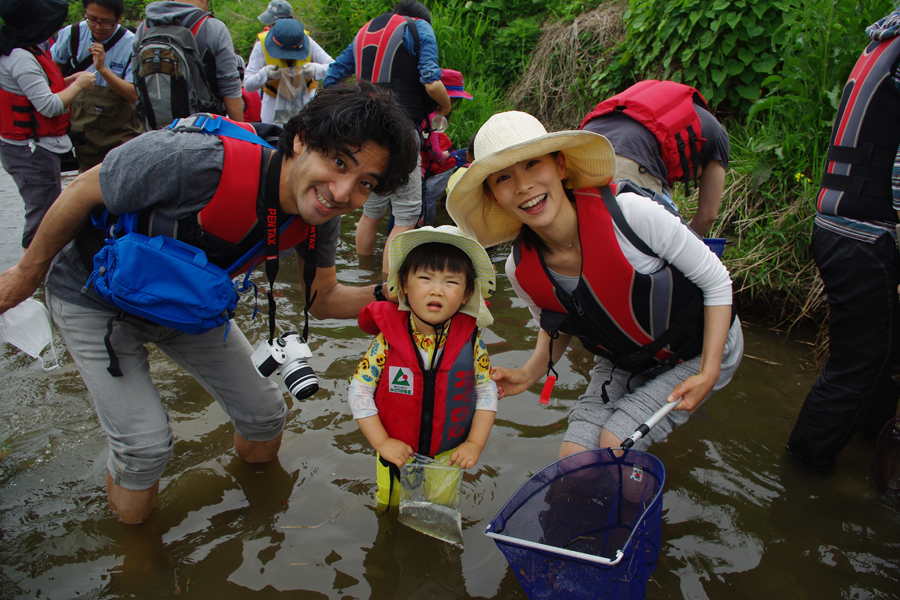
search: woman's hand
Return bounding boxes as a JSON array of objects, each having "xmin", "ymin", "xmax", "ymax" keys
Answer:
[
  {"xmin": 374, "ymin": 438, "xmax": 412, "ymax": 469},
  {"xmin": 667, "ymin": 368, "xmax": 719, "ymax": 412},
  {"xmin": 491, "ymin": 366, "xmax": 536, "ymax": 399},
  {"xmin": 72, "ymin": 71, "xmax": 96, "ymax": 92}
]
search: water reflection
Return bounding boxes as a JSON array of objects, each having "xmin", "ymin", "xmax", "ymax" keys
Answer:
[{"xmin": 0, "ymin": 168, "xmax": 898, "ymax": 599}]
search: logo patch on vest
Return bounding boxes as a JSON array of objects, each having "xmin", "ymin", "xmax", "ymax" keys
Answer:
[{"xmin": 388, "ymin": 366, "xmax": 414, "ymax": 395}]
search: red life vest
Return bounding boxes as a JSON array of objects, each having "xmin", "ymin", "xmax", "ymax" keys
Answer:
[
  {"xmin": 353, "ymin": 12, "xmax": 435, "ymax": 124},
  {"xmin": 0, "ymin": 48, "xmax": 70, "ymax": 141},
  {"xmin": 512, "ymin": 187, "xmax": 705, "ymax": 373},
  {"xmin": 133, "ymin": 120, "xmax": 311, "ymax": 276},
  {"xmin": 816, "ymin": 36, "xmax": 900, "ymax": 223},
  {"xmin": 242, "ymin": 88, "xmax": 262, "ymax": 123},
  {"xmin": 580, "ymin": 80, "xmax": 707, "ymax": 187},
  {"xmin": 359, "ymin": 301, "xmax": 478, "ymax": 457}
]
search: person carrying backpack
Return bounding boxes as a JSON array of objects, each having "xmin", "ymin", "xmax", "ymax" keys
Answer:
[
  {"xmin": 52, "ymin": 0, "xmax": 143, "ymax": 172},
  {"xmin": 580, "ymin": 80, "xmax": 730, "ymax": 237},
  {"xmin": 324, "ymin": 0, "xmax": 452, "ymax": 279},
  {"xmin": 132, "ymin": 0, "xmax": 243, "ymax": 129},
  {"xmin": 0, "ymin": 82, "xmax": 419, "ymax": 524}
]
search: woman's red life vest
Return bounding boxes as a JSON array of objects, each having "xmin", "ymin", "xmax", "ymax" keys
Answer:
[
  {"xmin": 359, "ymin": 301, "xmax": 478, "ymax": 457},
  {"xmin": 816, "ymin": 36, "xmax": 900, "ymax": 223},
  {"xmin": 353, "ymin": 12, "xmax": 435, "ymax": 124},
  {"xmin": 512, "ymin": 187, "xmax": 706, "ymax": 373},
  {"xmin": 580, "ymin": 80, "xmax": 707, "ymax": 187},
  {"xmin": 0, "ymin": 48, "xmax": 70, "ymax": 141}
]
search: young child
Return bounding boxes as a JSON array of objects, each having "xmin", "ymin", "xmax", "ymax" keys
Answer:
[{"xmin": 349, "ymin": 225, "xmax": 498, "ymax": 506}]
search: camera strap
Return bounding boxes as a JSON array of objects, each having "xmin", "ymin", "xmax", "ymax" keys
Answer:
[
  {"xmin": 263, "ymin": 151, "xmax": 284, "ymax": 343},
  {"xmin": 262, "ymin": 150, "xmax": 318, "ymax": 345}
]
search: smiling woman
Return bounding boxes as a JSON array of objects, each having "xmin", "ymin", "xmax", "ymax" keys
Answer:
[{"xmin": 447, "ymin": 110, "xmax": 744, "ymax": 458}]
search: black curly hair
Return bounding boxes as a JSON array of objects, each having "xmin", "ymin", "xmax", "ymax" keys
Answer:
[{"xmin": 278, "ymin": 81, "xmax": 419, "ymax": 196}]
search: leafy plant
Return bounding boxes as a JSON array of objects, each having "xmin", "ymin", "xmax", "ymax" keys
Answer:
[
  {"xmin": 603, "ymin": 0, "xmax": 801, "ymax": 113},
  {"xmin": 747, "ymin": 0, "xmax": 895, "ymax": 179}
]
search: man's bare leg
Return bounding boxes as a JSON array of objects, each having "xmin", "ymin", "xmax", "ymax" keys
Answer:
[
  {"xmin": 234, "ymin": 431, "xmax": 282, "ymax": 463},
  {"xmin": 106, "ymin": 472, "xmax": 159, "ymax": 524}
]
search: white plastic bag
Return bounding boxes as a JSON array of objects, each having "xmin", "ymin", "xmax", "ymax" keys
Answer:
[
  {"xmin": 0, "ymin": 298, "xmax": 59, "ymax": 370},
  {"xmin": 272, "ymin": 66, "xmax": 309, "ymax": 124},
  {"xmin": 398, "ymin": 458, "xmax": 464, "ymax": 546}
]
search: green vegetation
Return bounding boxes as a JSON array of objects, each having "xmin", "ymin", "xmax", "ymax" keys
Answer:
[{"xmin": 61, "ymin": 0, "xmax": 899, "ymax": 326}]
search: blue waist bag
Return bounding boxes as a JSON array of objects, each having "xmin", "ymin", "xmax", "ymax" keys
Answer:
[{"xmin": 88, "ymin": 213, "xmax": 238, "ymax": 336}]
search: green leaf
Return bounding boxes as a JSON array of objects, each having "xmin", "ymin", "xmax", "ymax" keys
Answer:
[
  {"xmin": 728, "ymin": 60, "xmax": 744, "ymax": 76},
  {"xmin": 699, "ymin": 29, "xmax": 718, "ymax": 49},
  {"xmin": 711, "ymin": 67, "xmax": 728, "ymax": 86},
  {"xmin": 698, "ymin": 51, "xmax": 712, "ymax": 70},
  {"xmin": 724, "ymin": 11, "xmax": 741, "ymax": 30},
  {"xmin": 748, "ymin": 95, "xmax": 779, "ymax": 117},
  {"xmin": 711, "ymin": 0, "xmax": 731, "ymax": 10},
  {"xmin": 750, "ymin": 2, "xmax": 769, "ymax": 19},
  {"xmin": 738, "ymin": 48, "xmax": 756, "ymax": 65},
  {"xmin": 681, "ymin": 45, "xmax": 696, "ymax": 64},
  {"xmin": 753, "ymin": 54, "xmax": 779, "ymax": 73},
  {"xmin": 722, "ymin": 32, "xmax": 738, "ymax": 54},
  {"xmin": 736, "ymin": 84, "xmax": 759, "ymax": 100}
]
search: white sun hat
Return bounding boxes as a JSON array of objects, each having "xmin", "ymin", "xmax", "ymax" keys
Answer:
[
  {"xmin": 446, "ymin": 110, "xmax": 616, "ymax": 248},
  {"xmin": 387, "ymin": 225, "xmax": 496, "ymax": 328}
]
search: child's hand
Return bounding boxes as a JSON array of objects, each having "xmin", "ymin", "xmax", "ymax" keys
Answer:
[
  {"xmin": 449, "ymin": 441, "xmax": 482, "ymax": 469},
  {"xmin": 375, "ymin": 438, "xmax": 413, "ymax": 469}
]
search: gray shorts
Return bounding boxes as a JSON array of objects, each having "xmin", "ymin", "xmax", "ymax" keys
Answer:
[
  {"xmin": 49, "ymin": 294, "xmax": 287, "ymax": 490},
  {"xmin": 565, "ymin": 317, "xmax": 743, "ymax": 451},
  {"xmin": 362, "ymin": 153, "xmax": 422, "ymax": 226}
]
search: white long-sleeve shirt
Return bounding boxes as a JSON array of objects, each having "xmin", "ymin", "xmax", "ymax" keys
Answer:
[{"xmin": 242, "ymin": 38, "xmax": 333, "ymax": 124}]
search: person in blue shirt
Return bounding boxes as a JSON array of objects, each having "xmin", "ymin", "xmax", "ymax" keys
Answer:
[
  {"xmin": 324, "ymin": 0, "xmax": 452, "ymax": 280},
  {"xmin": 51, "ymin": 0, "xmax": 142, "ymax": 172}
]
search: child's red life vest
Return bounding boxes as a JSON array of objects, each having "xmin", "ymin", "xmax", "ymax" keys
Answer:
[
  {"xmin": 359, "ymin": 301, "xmax": 478, "ymax": 457},
  {"xmin": 581, "ymin": 80, "xmax": 708, "ymax": 187},
  {"xmin": 0, "ymin": 48, "xmax": 70, "ymax": 141}
]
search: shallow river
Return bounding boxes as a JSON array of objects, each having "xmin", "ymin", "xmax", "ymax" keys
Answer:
[{"xmin": 0, "ymin": 167, "xmax": 898, "ymax": 599}]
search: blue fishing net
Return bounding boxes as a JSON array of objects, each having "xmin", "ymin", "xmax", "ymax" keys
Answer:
[{"xmin": 486, "ymin": 449, "xmax": 665, "ymax": 600}]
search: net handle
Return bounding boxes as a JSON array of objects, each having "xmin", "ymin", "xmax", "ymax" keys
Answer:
[{"xmin": 484, "ymin": 531, "xmax": 625, "ymax": 566}]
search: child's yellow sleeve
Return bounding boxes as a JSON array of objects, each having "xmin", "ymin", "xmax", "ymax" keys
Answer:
[
  {"xmin": 352, "ymin": 332, "xmax": 390, "ymax": 386},
  {"xmin": 473, "ymin": 334, "xmax": 492, "ymax": 386}
]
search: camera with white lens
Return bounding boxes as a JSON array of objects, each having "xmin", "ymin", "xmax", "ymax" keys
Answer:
[{"xmin": 251, "ymin": 332, "xmax": 319, "ymax": 400}]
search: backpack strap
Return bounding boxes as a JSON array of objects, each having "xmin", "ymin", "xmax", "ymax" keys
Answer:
[
  {"xmin": 70, "ymin": 25, "xmax": 128, "ymax": 74},
  {"xmin": 185, "ymin": 13, "xmax": 220, "ymax": 98},
  {"xmin": 66, "ymin": 22, "xmax": 80, "ymax": 74},
  {"xmin": 405, "ymin": 16, "xmax": 420, "ymax": 56}
]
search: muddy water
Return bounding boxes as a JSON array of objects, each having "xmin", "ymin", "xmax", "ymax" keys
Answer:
[{"xmin": 0, "ymin": 166, "xmax": 898, "ymax": 599}]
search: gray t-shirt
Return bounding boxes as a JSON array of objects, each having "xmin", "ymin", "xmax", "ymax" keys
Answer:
[
  {"xmin": 46, "ymin": 128, "xmax": 340, "ymax": 310},
  {"xmin": 582, "ymin": 105, "xmax": 729, "ymax": 186}
]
